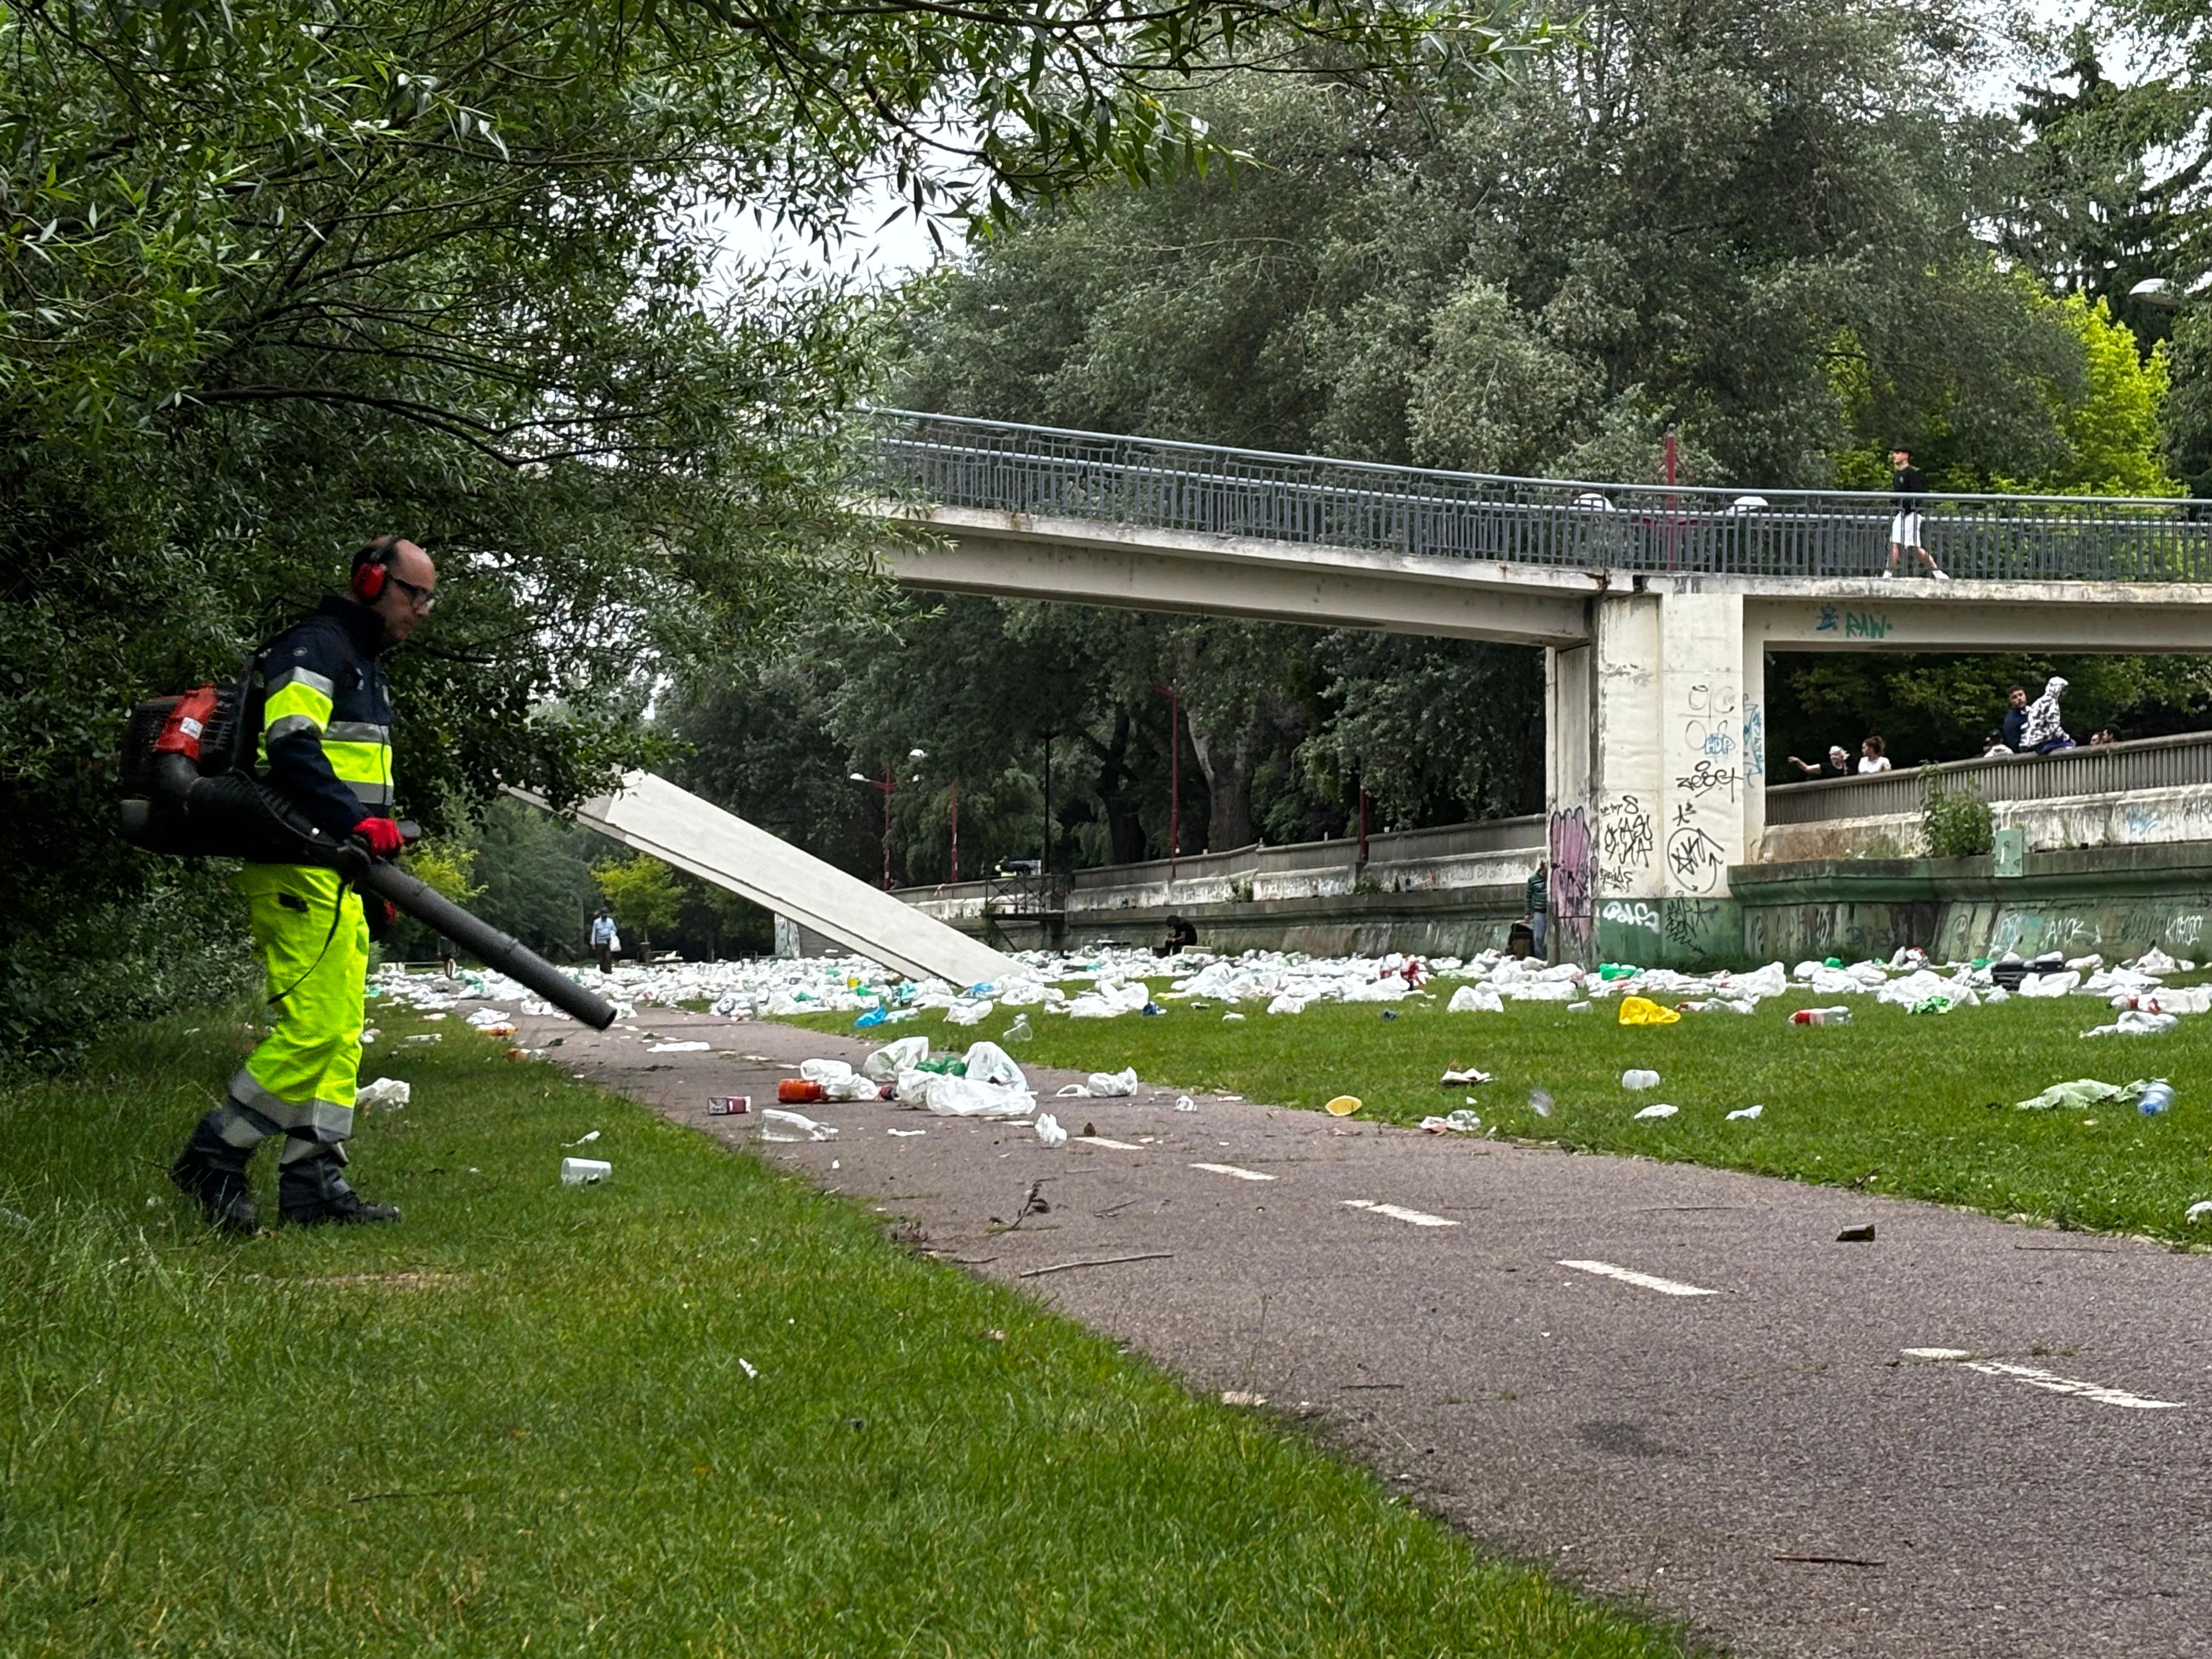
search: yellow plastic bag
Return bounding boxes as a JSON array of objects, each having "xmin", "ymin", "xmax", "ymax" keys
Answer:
[{"xmin": 1617, "ymin": 995, "xmax": 1681, "ymax": 1026}]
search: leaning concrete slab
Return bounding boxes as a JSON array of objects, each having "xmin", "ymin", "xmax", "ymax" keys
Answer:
[{"xmin": 511, "ymin": 771, "xmax": 1019, "ymax": 988}]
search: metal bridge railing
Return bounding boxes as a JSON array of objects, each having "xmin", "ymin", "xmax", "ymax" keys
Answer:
[
  {"xmin": 866, "ymin": 408, "xmax": 2212, "ymax": 583},
  {"xmin": 1765, "ymin": 731, "xmax": 2212, "ymax": 823}
]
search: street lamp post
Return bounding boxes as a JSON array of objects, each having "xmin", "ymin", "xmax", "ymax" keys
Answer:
[{"xmin": 850, "ymin": 748, "xmax": 928, "ymax": 890}]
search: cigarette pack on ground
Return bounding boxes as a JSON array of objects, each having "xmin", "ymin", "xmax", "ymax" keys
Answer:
[
  {"xmin": 707, "ymin": 1094, "xmax": 752, "ymax": 1117},
  {"xmin": 561, "ymin": 1156, "xmax": 612, "ymax": 1185}
]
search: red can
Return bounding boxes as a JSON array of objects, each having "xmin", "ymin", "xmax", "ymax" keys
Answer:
[{"xmin": 777, "ymin": 1078, "xmax": 826, "ymax": 1104}]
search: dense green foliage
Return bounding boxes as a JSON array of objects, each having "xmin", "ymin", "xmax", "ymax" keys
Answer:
[
  {"xmin": 2, "ymin": 0, "xmax": 1540, "ymax": 1059},
  {"xmin": 0, "ymin": 1000, "xmax": 1688, "ymax": 1657}
]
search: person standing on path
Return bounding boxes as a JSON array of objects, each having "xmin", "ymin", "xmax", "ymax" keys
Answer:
[
  {"xmin": 169, "ymin": 535, "xmax": 435, "ymax": 1234},
  {"xmin": 591, "ymin": 906, "xmax": 619, "ymax": 973},
  {"xmin": 1524, "ymin": 860, "xmax": 1549, "ymax": 958},
  {"xmin": 1881, "ymin": 446, "xmax": 1948, "ymax": 580}
]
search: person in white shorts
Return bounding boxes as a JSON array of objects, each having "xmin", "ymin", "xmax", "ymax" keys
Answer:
[{"xmin": 1881, "ymin": 445, "xmax": 1948, "ymax": 579}]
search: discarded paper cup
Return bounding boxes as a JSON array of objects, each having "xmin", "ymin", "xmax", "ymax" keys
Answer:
[
  {"xmin": 707, "ymin": 1094, "xmax": 752, "ymax": 1118},
  {"xmin": 1324, "ymin": 1094, "xmax": 1363, "ymax": 1117},
  {"xmin": 561, "ymin": 1157, "xmax": 612, "ymax": 1185}
]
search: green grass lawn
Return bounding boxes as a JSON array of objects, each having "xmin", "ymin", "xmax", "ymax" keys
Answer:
[
  {"xmin": 783, "ymin": 979, "xmax": 2212, "ymax": 1245},
  {"xmin": 0, "ymin": 1004, "xmax": 1693, "ymax": 1658}
]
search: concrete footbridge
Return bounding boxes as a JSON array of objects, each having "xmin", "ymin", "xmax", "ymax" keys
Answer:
[{"xmin": 866, "ymin": 409, "xmax": 2212, "ymax": 965}]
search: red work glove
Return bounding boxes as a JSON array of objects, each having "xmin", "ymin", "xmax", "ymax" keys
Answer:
[{"xmin": 352, "ymin": 816, "xmax": 404, "ymax": 859}]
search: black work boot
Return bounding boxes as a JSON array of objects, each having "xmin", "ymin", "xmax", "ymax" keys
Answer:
[
  {"xmin": 280, "ymin": 1148, "xmax": 399, "ymax": 1226},
  {"xmin": 170, "ymin": 1115, "xmax": 260, "ymax": 1236}
]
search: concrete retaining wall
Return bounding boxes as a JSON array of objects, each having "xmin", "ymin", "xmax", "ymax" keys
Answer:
[{"xmin": 1759, "ymin": 784, "xmax": 2212, "ymax": 864}]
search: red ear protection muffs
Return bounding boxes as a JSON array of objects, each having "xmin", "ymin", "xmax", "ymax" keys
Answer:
[{"xmin": 352, "ymin": 535, "xmax": 402, "ymax": 602}]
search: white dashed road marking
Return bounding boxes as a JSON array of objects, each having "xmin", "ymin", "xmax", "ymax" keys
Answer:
[
  {"xmin": 1342, "ymin": 1199, "xmax": 1457, "ymax": 1228},
  {"xmin": 1075, "ymin": 1136, "xmax": 1144, "ymax": 1150},
  {"xmin": 1559, "ymin": 1259, "xmax": 1719, "ymax": 1298},
  {"xmin": 1191, "ymin": 1162, "xmax": 1274, "ymax": 1182},
  {"xmin": 1903, "ymin": 1348, "xmax": 2183, "ymax": 1410}
]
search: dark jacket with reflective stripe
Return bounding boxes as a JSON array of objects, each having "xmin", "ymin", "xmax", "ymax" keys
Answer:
[{"xmin": 250, "ymin": 597, "xmax": 395, "ymax": 841}]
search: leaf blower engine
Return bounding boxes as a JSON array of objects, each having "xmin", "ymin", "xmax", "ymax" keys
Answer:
[{"xmin": 119, "ymin": 681, "xmax": 616, "ymax": 1030}]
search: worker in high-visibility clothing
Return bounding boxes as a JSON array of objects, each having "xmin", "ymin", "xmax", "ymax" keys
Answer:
[{"xmin": 170, "ymin": 535, "xmax": 437, "ymax": 1233}]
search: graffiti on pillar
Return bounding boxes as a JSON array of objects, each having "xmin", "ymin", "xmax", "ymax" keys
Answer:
[
  {"xmin": 1600, "ymin": 899, "xmax": 1658, "ymax": 930},
  {"xmin": 1673, "ymin": 759, "xmax": 1740, "ymax": 803},
  {"xmin": 1665, "ymin": 826, "xmax": 1728, "ymax": 894},
  {"xmin": 1548, "ymin": 806, "xmax": 1595, "ymax": 963},
  {"xmin": 1599, "ymin": 794, "xmax": 1655, "ymax": 882},
  {"xmin": 1741, "ymin": 699, "xmax": 1767, "ymax": 773}
]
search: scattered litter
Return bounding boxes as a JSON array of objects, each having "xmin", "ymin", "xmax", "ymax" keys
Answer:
[
  {"xmin": 2187, "ymin": 1201, "xmax": 2212, "ymax": 1224},
  {"xmin": 649, "ymin": 1041, "xmax": 709, "ymax": 1053},
  {"xmin": 354, "ymin": 1078, "xmax": 411, "ymax": 1111},
  {"xmin": 778, "ymin": 1079, "xmax": 826, "ymax": 1104},
  {"xmin": 1566, "ymin": 1001, "xmax": 1592, "ymax": 1013},
  {"xmin": 1790, "ymin": 1007, "xmax": 1852, "ymax": 1026},
  {"xmin": 1448, "ymin": 985, "xmax": 1504, "ymax": 1014},
  {"xmin": 1223, "ymin": 1012, "xmax": 1245, "ymax": 1023},
  {"xmin": 2082, "ymin": 1011, "xmax": 2178, "ymax": 1039},
  {"xmin": 561, "ymin": 1157, "xmax": 611, "ymax": 1185},
  {"xmin": 800, "ymin": 1058, "xmax": 853, "ymax": 1084},
  {"xmin": 1055, "ymin": 1083, "xmax": 1092, "ymax": 1098},
  {"xmin": 1440, "ymin": 1066, "xmax": 1493, "ymax": 1086},
  {"xmin": 921, "ymin": 1075, "xmax": 1035, "ymax": 1120},
  {"xmin": 1324, "ymin": 1095, "xmax": 1363, "ymax": 1117},
  {"xmin": 738, "ymin": 1358, "xmax": 759, "ymax": 1379},
  {"xmin": 405, "ymin": 1033, "xmax": 441, "ymax": 1044},
  {"xmin": 962, "ymin": 1040, "xmax": 1029, "ymax": 1092},
  {"xmin": 1836, "ymin": 1223, "xmax": 1876, "ymax": 1243},
  {"xmin": 1087, "ymin": 1068, "xmax": 1139, "ymax": 1097},
  {"xmin": 1420, "ymin": 1110, "xmax": 1483, "ymax": 1134},
  {"xmin": 1035, "ymin": 1113, "xmax": 1068, "ymax": 1149},
  {"xmin": 888, "ymin": 1127, "xmax": 926, "ymax": 1137},
  {"xmin": 2139, "ymin": 1079, "xmax": 2175, "ymax": 1116},
  {"xmin": 562, "ymin": 1130, "xmax": 601, "ymax": 1148},
  {"xmin": 760, "ymin": 1108, "xmax": 837, "ymax": 1142},
  {"xmin": 1621, "ymin": 1069, "xmax": 1661, "ymax": 1091},
  {"xmin": 707, "ymin": 1095, "xmax": 752, "ymax": 1117},
  {"xmin": 1220, "ymin": 1391, "xmax": 1267, "ymax": 1407},
  {"xmin": 1618, "ymin": 996, "xmax": 1680, "ymax": 1026},
  {"xmin": 1906, "ymin": 996, "xmax": 1951, "ymax": 1016},
  {"xmin": 2014, "ymin": 1079, "xmax": 2143, "ymax": 1111},
  {"xmin": 1633, "ymin": 1102, "xmax": 1678, "ymax": 1120},
  {"xmin": 862, "ymin": 1036, "xmax": 929, "ymax": 1080},
  {"xmin": 1528, "ymin": 1088, "xmax": 1554, "ymax": 1118},
  {"xmin": 465, "ymin": 1007, "xmax": 512, "ymax": 1028},
  {"xmin": 1002, "ymin": 1014, "xmax": 1034, "ymax": 1043},
  {"xmin": 1175, "ymin": 1095, "xmax": 1198, "ymax": 1113},
  {"xmin": 1725, "ymin": 1104, "xmax": 1764, "ymax": 1121}
]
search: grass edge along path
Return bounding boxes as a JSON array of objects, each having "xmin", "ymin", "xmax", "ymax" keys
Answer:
[
  {"xmin": 780, "ymin": 979, "xmax": 2212, "ymax": 1248},
  {"xmin": 0, "ymin": 1004, "xmax": 1699, "ymax": 1659}
]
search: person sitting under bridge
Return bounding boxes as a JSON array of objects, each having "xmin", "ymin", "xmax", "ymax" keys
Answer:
[{"xmin": 1156, "ymin": 914, "xmax": 1199, "ymax": 957}]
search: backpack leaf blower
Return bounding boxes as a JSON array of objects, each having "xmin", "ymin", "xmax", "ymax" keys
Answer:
[{"xmin": 119, "ymin": 680, "xmax": 618, "ymax": 1031}]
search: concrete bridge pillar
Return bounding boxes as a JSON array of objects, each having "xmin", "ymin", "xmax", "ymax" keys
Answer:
[{"xmin": 1546, "ymin": 590, "xmax": 1763, "ymax": 968}]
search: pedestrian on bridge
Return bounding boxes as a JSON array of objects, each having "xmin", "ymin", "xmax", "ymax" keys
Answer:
[
  {"xmin": 1858, "ymin": 736, "xmax": 1893, "ymax": 774},
  {"xmin": 2022, "ymin": 676, "xmax": 2076, "ymax": 754},
  {"xmin": 1881, "ymin": 447, "xmax": 1949, "ymax": 581},
  {"xmin": 1786, "ymin": 745, "xmax": 1853, "ymax": 779},
  {"xmin": 2002, "ymin": 686, "xmax": 2030, "ymax": 751}
]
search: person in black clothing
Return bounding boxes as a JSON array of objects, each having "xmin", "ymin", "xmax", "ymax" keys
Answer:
[
  {"xmin": 2001, "ymin": 686, "xmax": 2030, "ymax": 751},
  {"xmin": 1881, "ymin": 446, "xmax": 1948, "ymax": 580},
  {"xmin": 1155, "ymin": 914, "xmax": 1199, "ymax": 957},
  {"xmin": 1785, "ymin": 744, "xmax": 1854, "ymax": 779}
]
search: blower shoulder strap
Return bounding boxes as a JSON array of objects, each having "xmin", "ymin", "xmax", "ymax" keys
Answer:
[{"xmin": 229, "ymin": 611, "xmax": 365, "ymax": 772}]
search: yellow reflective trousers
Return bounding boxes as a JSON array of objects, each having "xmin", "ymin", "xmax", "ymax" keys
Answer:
[{"xmin": 226, "ymin": 864, "xmax": 367, "ymax": 1156}]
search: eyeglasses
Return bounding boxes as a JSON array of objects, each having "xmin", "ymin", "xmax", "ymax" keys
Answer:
[{"xmin": 387, "ymin": 573, "xmax": 437, "ymax": 611}]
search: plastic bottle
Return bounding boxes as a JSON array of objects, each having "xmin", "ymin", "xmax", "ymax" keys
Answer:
[
  {"xmin": 2139, "ymin": 1079, "xmax": 2175, "ymax": 1116},
  {"xmin": 1790, "ymin": 1007, "xmax": 1852, "ymax": 1026},
  {"xmin": 1621, "ymin": 1068, "xmax": 1662, "ymax": 1091},
  {"xmin": 777, "ymin": 1078, "xmax": 826, "ymax": 1104}
]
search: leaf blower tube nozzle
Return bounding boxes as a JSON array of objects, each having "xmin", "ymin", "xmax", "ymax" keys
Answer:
[
  {"xmin": 358, "ymin": 861, "xmax": 618, "ymax": 1031},
  {"xmin": 134, "ymin": 752, "xmax": 617, "ymax": 1031}
]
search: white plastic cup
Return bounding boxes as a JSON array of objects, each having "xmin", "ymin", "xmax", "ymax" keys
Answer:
[{"xmin": 561, "ymin": 1157, "xmax": 612, "ymax": 1185}]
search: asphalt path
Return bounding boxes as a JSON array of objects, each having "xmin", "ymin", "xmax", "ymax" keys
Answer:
[{"xmin": 503, "ymin": 1003, "xmax": 2212, "ymax": 1658}]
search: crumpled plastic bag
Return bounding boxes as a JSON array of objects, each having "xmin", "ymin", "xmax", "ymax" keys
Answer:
[
  {"xmin": 355, "ymin": 1077, "xmax": 411, "ymax": 1111},
  {"xmin": 1618, "ymin": 995, "xmax": 1681, "ymax": 1026},
  {"xmin": 943, "ymin": 998, "xmax": 994, "ymax": 1026},
  {"xmin": 962, "ymin": 1040, "xmax": 1028, "ymax": 1092},
  {"xmin": 1633, "ymin": 1102, "xmax": 1678, "ymax": 1119},
  {"xmin": 1035, "ymin": 1112, "xmax": 1068, "ymax": 1148},
  {"xmin": 922, "ymin": 1075, "xmax": 1034, "ymax": 1119},
  {"xmin": 1087, "ymin": 1067, "xmax": 1139, "ymax": 1097},
  {"xmin": 2081, "ymin": 1010, "xmax": 2178, "ymax": 1039},
  {"xmin": 861, "ymin": 1035, "xmax": 929, "ymax": 1082},
  {"xmin": 2013, "ymin": 1077, "xmax": 2145, "ymax": 1111},
  {"xmin": 823, "ymin": 1074, "xmax": 882, "ymax": 1101},
  {"xmin": 800, "ymin": 1058, "xmax": 854, "ymax": 1084},
  {"xmin": 2019, "ymin": 970, "xmax": 2081, "ymax": 998},
  {"xmin": 1448, "ymin": 985, "xmax": 1504, "ymax": 1014},
  {"xmin": 1266, "ymin": 994, "xmax": 1307, "ymax": 1015}
]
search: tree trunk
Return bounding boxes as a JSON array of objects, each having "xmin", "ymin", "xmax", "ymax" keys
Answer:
[
  {"xmin": 1084, "ymin": 708, "xmax": 1149, "ymax": 865},
  {"xmin": 1189, "ymin": 719, "xmax": 1257, "ymax": 851}
]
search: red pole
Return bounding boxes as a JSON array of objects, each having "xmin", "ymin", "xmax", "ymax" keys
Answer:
[
  {"xmin": 949, "ymin": 778, "xmax": 960, "ymax": 885},
  {"xmin": 1664, "ymin": 424, "xmax": 1679, "ymax": 572}
]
